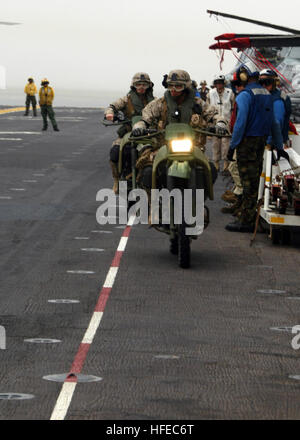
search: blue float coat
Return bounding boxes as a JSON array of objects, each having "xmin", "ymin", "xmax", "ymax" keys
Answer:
[{"xmin": 230, "ymin": 82, "xmax": 283, "ymax": 150}]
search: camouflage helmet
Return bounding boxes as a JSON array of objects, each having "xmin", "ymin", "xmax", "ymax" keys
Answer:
[
  {"xmin": 166, "ymin": 70, "xmax": 192, "ymax": 88},
  {"xmin": 131, "ymin": 72, "xmax": 153, "ymax": 88}
]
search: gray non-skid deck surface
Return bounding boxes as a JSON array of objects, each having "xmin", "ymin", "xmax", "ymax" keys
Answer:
[{"xmin": 0, "ymin": 108, "xmax": 300, "ymax": 420}]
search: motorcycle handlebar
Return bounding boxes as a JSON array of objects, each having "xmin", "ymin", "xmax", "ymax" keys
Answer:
[
  {"xmin": 102, "ymin": 119, "xmax": 131, "ymax": 127},
  {"xmin": 128, "ymin": 129, "xmax": 163, "ymax": 141}
]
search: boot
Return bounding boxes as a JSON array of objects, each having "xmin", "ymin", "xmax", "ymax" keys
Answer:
[
  {"xmin": 225, "ymin": 220, "xmax": 254, "ymax": 233},
  {"xmin": 221, "ymin": 191, "xmax": 237, "ymax": 203},
  {"xmin": 221, "ymin": 204, "xmax": 237, "ymax": 214},
  {"xmin": 221, "ymin": 195, "xmax": 243, "ymax": 214},
  {"xmin": 110, "ymin": 160, "xmax": 119, "ymax": 194},
  {"xmin": 53, "ymin": 127, "xmax": 60, "ymax": 131},
  {"xmin": 42, "ymin": 126, "xmax": 47, "ymax": 131}
]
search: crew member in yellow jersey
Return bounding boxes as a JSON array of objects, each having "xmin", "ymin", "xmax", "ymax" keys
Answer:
[
  {"xmin": 24, "ymin": 77, "xmax": 37, "ymax": 116},
  {"xmin": 39, "ymin": 78, "xmax": 59, "ymax": 131}
]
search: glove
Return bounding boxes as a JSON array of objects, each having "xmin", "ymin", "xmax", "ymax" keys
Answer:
[
  {"xmin": 227, "ymin": 148, "xmax": 235, "ymax": 162},
  {"xmin": 216, "ymin": 127, "xmax": 228, "ymax": 136},
  {"xmin": 132, "ymin": 128, "xmax": 146, "ymax": 137},
  {"xmin": 216, "ymin": 120, "xmax": 229, "ymax": 136},
  {"xmin": 277, "ymin": 149, "xmax": 290, "ymax": 163}
]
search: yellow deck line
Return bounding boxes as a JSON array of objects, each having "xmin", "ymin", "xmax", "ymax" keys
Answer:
[
  {"xmin": 0, "ymin": 107, "xmax": 26, "ymax": 114},
  {"xmin": 0, "ymin": 106, "xmax": 40, "ymax": 115}
]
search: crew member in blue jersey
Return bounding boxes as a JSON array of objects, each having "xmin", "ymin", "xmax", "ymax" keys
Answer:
[
  {"xmin": 225, "ymin": 65, "xmax": 283, "ymax": 233},
  {"xmin": 259, "ymin": 68, "xmax": 292, "ymax": 153}
]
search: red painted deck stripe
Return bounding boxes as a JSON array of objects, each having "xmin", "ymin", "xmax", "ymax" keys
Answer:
[{"xmin": 64, "ymin": 221, "xmax": 134, "ymax": 376}]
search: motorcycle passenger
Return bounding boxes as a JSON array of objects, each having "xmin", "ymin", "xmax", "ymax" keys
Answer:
[
  {"xmin": 225, "ymin": 65, "xmax": 283, "ymax": 233},
  {"xmin": 131, "ymin": 69, "xmax": 218, "ymax": 189},
  {"xmin": 104, "ymin": 73, "xmax": 155, "ymax": 193}
]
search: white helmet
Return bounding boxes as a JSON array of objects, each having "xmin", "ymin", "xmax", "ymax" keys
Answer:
[
  {"xmin": 259, "ymin": 68, "xmax": 277, "ymax": 77},
  {"xmin": 213, "ymin": 74, "xmax": 225, "ymax": 84}
]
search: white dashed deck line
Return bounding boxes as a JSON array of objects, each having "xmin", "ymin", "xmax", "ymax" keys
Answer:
[
  {"xmin": 50, "ymin": 216, "xmax": 136, "ymax": 420},
  {"xmin": 0, "ymin": 131, "xmax": 40, "ymax": 135},
  {"xmin": 50, "ymin": 382, "xmax": 77, "ymax": 421},
  {"xmin": 117, "ymin": 237, "xmax": 128, "ymax": 252},
  {"xmin": 81, "ymin": 248, "xmax": 105, "ymax": 252},
  {"xmin": 10, "ymin": 188, "xmax": 26, "ymax": 191},
  {"xmin": 74, "ymin": 237, "xmax": 89, "ymax": 240},
  {"xmin": 0, "ymin": 196, "xmax": 12, "ymax": 199},
  {"xmin": 0, "ymin": 138, "xmax": 22, "ymax": 141},
  {"xmin": 82, "ymin": 312, "xmax": 104, "ymax": 344},
  {"xmin": 128, "ymin": 215, "xmax": 136, "ymax": 226},
  {"xmin": 91, "ymin": 230, "xmax": 112, "ymax": 234},
  {"xmin": 103, "ymin": 267, "xmax": 118, "ymax": 288},
  {"xmin": 67, "ymin": 270, "xmax": 95, "ymax": 274}
]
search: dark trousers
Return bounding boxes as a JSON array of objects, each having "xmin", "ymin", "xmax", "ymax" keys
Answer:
[
  {"xmin": 25, "ymin": 95, "xmax": 37, "ymax": 115},
  {"xmin": 40, "ymin": 105, "xmax": 58, "ymax": 129},
  {"xmin": 110, "ymin": 144, "xmax": 132, "ymax": 173},
  {"xmin": 237, "ymin": 136, "xmax": 266, "ymax": 224}
]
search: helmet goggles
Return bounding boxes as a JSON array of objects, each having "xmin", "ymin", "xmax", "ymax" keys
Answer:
[{"xmin": 167, "ymin": 83, "xmax": 185, "ymax": 92}]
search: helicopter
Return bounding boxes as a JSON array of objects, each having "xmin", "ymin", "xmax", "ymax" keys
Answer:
[{"xmin": 207, "ymin": 10, "xmax": 300, "ymax": 121}]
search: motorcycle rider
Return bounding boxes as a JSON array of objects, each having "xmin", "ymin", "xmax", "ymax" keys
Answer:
[
  {"xmin": 104, "ymin": 72, "xmax": 155, "ymax": 193},
  {"xmin": 131, "ymin": 69, "xmax": 219, "ymax": 189}
]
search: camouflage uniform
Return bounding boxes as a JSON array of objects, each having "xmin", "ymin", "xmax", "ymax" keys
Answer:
[
  {"xmin": 236, "ymin": 136, "xmax": 266, "ymax": 224},
  {"xmin": 104, "ymin": 72, "xmax": 155, "ymax": 192},
  {"xmin": 133, "ymin": 92, "xmax": 216, "ymax": 148},
  {"xmin": 228, "ymin": 150, "xmax": 243, "ymax": 196},
  {"xmin": 132, "ymin": 70, "xmax": 218, "ymax": 190}
]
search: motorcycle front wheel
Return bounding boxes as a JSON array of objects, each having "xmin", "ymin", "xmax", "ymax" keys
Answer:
[{"xmin": 178, "ymin": 222, "xmax": 190, "ymax": 268}]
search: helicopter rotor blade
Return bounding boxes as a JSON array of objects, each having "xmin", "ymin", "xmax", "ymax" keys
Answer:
[{"xmin": 207, "ymin": 10, "xmax": 300, "ymax": 35}]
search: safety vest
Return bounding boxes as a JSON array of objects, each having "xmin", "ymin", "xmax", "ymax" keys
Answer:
[
  {"xmin": 272, "ymin": 89, "xmax": 292, "ymax": 142},
  {"xmin": 39, "ymin": 86, "xmax": 54, "ymax": 105},
  {"xmin": 209, "ymin": 88, "xmax": 233, "ymax": 121},
  {"xmin": 159, "ymin": 88, "xmax": 195, "ymax": 128},
  {"xmin": 125, "ymin": 89, "xmax": 154, "ymax": 118},
  {"xmin": 24, "ymin": 83, "xmax": 37, "ymax": 96},
  {"xmin": 240, "ymin": 83, "xmax": 273, "ymax": 137}
]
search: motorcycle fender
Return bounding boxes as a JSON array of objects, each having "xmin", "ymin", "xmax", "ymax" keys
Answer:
[
  {"xmin": 152, "ymin": 145, "xmax": 168, "ymax": 189},
  {"xmin": 168, "ymin": 161, "xmax": 191, "ymax": 179},
  {"xmin": 118, "ymin": 132, "xmax": 132, "ymax": 174}
]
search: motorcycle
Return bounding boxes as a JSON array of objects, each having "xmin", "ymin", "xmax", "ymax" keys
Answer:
[
  {"xmin": 130, "ymin": 123, "xmax": 218, "ymax": 269},
  {"xmin": 102, "ymin": 112, "xmax": 158, "ymax": 194}
]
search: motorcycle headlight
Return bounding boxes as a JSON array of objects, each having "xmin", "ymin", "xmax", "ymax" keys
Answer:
[{"xmin": 170, "ymin": 139, "xmax": 192, "ymax": 153}]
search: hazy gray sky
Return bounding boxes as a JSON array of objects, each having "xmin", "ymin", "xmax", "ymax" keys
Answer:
[{"xmin": 2, "ymin": 0, "xmax": 300, "ymax": 95}]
